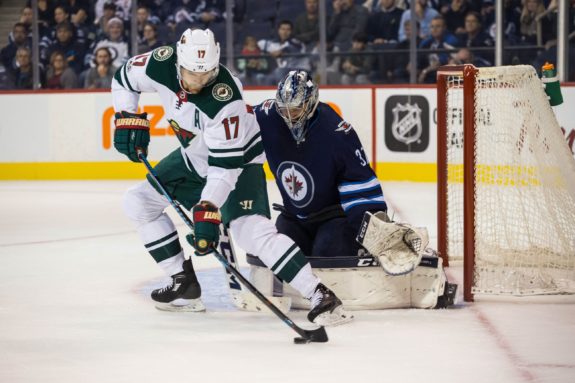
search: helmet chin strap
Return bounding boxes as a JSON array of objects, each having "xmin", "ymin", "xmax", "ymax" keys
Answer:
[{"xmin": 176, "ymin": 64, "xmax": 219, "ymax": 94}]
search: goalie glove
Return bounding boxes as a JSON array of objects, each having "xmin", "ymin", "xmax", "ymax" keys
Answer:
[
  {"xmin": 356, "ymin": 211, "xmax": 429, "ymax": 275},
  {"xmin": 113, "ymin": 111, "xmax": 150, "ymax": 162}
]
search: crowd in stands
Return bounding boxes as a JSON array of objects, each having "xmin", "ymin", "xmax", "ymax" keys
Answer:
[{"xmin": 0, "ymin": 0, "xmax": 573, "ymax": 90}]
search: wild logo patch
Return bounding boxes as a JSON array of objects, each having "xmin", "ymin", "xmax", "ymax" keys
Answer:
[
  {"xmin": 153, "ymin": 46, "xmax": 173, "ymax": 61},
  {"xmin": 212, "ymin": 83, "xmax": 233, "ymax": 101}
]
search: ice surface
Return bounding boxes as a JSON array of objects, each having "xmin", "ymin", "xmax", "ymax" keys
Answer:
[{"xmin": 0, "ymin": 181, "xmax": 574, "ymax": 383}]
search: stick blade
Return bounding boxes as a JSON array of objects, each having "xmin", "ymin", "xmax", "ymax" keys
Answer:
[{"xmin": 293, "ymin": 326, "xmax": 329, "ymax": 344}]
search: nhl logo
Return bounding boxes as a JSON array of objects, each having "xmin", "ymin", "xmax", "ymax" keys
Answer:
[
  {"xmin": 391, "ymin": 102, "xmax": 422, "ymax": 145},
  {"xmin": 212, "ymin": 83, "xmax": 233, "ymax": 102},
  {"xmin": 384, "ymin": 95, "xmax": 429, "ymax": 153}
]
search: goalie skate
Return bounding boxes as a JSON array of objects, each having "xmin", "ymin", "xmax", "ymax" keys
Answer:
[{"xmin": 308, "ymin": 283, "xmax": 353, "ymax": 326}]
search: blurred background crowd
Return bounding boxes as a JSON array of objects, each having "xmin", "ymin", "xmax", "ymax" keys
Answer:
[{"xmin": 0, "ymin": 0, "xmax": 573, "ymax": 90}]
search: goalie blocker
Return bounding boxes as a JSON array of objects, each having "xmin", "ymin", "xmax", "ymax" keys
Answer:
[{"xmin": 247, "ymin": 249, "xmax": 456, "ymax": 310}]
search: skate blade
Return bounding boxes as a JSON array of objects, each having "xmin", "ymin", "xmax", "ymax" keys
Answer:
[
  {"xmin": 313, "ymin": 306, "xmax": 354, "ymax": 327},
  {"xmin": 154, "ymin": 298, "xmax": 206, "ymax": 312},
  {"xmin": 231, "ymin": 292, "xmax": 291, "ymax": 314}
]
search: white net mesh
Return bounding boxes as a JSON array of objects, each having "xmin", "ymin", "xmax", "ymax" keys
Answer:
[{"xmin": 444, "ymin": 65, "xmax": 575, "ymax": 296}]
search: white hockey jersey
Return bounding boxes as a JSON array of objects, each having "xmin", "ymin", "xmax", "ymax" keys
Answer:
[{"xmin": 111, "ymin": 45, "xmax": 265, "ymax": 207}]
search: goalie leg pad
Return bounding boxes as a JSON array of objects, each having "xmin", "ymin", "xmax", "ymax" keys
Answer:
[{"xmin": 356, "ymin": 211, "xmax": 429, "ymax": 275}]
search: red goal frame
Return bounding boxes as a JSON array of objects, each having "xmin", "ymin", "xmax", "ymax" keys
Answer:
[{"xmin": 436, "ymin": 64, "xmax": 478, "ymax": 302}]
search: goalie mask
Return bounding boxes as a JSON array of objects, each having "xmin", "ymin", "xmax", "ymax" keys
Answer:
[
  {"xmin": 275, "ymin": 70, "xmax": 319, "ymax": 144},
  {"xmin": 176, "ymin": 28, "xmax": 220, "ymax": 93}
]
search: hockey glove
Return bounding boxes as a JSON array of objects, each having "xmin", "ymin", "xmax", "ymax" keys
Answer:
[
  {"xmin": 113, "ymin": 111, "xmax": 150, "ymax": 162},
  {"xmin": 188, "ymin": 202, "xmax": 221, "ymax": 256}
]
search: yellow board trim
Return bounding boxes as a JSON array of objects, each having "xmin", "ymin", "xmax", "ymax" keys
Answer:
[{"xmin": 0, "ymin": 162, "xmax": 438, "ymax": 182}]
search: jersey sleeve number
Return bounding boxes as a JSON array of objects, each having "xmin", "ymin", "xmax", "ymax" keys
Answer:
[
  {"xmin": 222, "ymin": 116, "xmax": 239, "ymax": 140},
  {"xmin": 131, "ymin": 53, "xmax": 150, "ymax": 67},
  {"xmin": 355, "ymin": 148, "xmax": 367, "ymax": 166}
]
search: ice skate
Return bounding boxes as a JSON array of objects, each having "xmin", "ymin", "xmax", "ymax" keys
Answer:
[
  {"xmin": 307, "ymin": 283, "xmax": 353, "ymax": 326},
  {"xmin": 152, "ymin": 259, "xmax": 205, "ymax": 312}
]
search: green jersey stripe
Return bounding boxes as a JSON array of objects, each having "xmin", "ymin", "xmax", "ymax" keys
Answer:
[
  {"xmin": 122, "ymin": 64, "xmax": 137, "ymax": 92},
  {"xmin": 145, "ymin": 231, "xmax": 178, "ymax": 249},
  {"xmin": 275, "ymin": 249, "xmax": 307, "ymax": 283},
  {"xmin": 148, "ymin": 237, "xmax": 182, "ymax": 263},
  {"xmin": 243, "ymin": 141, "xmax": 264, "ymax": 164},
  {"xmin": 271, "ymin": 243, "xmax": 298, "ymax": 272},
  {"xmin": 114, "ymin": 67, "xmax": 125, "ymax": 88},
  {"xmin": 209, "ymin": 132, "xmax": 262, "ymax": 154},
  {"xmin": 208, "ymin": 155, "xmax": 244, "ymax": 169}
]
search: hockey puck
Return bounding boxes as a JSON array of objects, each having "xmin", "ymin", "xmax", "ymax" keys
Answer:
[{"xmin": 293, "ymin": 337, "xmax": 311, "ymax": 344}]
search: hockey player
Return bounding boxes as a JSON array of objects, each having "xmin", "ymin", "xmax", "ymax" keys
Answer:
[
  {"xmin": 253, "ymin": 70, "xmax": 456, "ymax": 309},
  {"xmin": 111, "ymin": 29, "xmax": 351, "ymax": 326},
  {"xmin": 254, "ymin": 69, "xmax": 387, "ymax": 261}
]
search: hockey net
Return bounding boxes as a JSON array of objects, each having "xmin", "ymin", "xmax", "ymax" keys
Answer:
[{"xmin": 437, "ymin": 64, "xmax": 575, "ymax": 301}]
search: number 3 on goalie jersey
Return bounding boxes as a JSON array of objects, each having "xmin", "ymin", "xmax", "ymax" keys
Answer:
[
  {"xmin": 222, "ymin": 116, "xmax": 239, "ymax": 140},
  {"xmin": 355, "ymin": 148, "xmax": 367, "ymax": 166}
]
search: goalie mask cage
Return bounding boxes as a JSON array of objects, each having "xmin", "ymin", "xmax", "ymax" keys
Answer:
[{"xmin": 436, "ymin": 64, "xmax": 575, "ymax": 302}]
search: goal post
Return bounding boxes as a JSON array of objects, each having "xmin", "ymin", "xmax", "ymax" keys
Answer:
[{"xmin": 436, "ymin": 64, "xmax": 575, "ymax": 302}]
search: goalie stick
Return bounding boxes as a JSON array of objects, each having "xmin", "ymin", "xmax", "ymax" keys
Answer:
[{"xmin": 138, "ymin": 152, "xmax": 327, "ymax": 344}]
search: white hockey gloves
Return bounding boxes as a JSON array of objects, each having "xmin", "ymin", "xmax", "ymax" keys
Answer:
[{"xmin": 356, "ymin": 211, "xmax": 429, "ymax": 275}]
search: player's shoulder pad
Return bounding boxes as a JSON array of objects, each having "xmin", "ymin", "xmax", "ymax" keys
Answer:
[
  {"xmin": 143, "ymin": 44, "xmax": 179, "ymax": 91},
  {"xmin": 318, "ymin": 102, "xmax": 355, "ymax": 136},
  {"xmin": 189, "ymin": 64, "xmax": 243, "ymax": 119},
  {"xmin": 254, "ymin": 99, "xmax": 277, "ymax": 117}
]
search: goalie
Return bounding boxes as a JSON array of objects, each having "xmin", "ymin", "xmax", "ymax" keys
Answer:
[{"xmin": 252, "ymin": 70, "xmax": 457, "ymax": 310}]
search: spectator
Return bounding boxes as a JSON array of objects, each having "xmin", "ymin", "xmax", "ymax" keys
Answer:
[
  {"xmin": 136, "ymin": 5, "xmax": 162, "ymax": 42},
  {"xmin": 45, "ymin": 22, "xmax": 86, "ymax": 74},
  {"xmin": 398, "ymin": 0, "xmax": 440, "ymax": 41},
  {"xmin": 84, "ymin": 46, "xmax": 116, "ymax": 89},
  {"xmin": 11, "ymin": 7, "xmax": 49, "ymax": 44},
  {"xmin": 46, "ymin": 50, "xmax": 79, "ymax": 88},
  {"xmin": 8, "ymin": 47, "xmax": 42, "ymax": 89},
  {"xmin": 95, "ymin": 2, "xmax": 119, "ymax": 38},
  {"xmin": 340, "ymin": 33, "xmax": 374, "ymax": 84},
  {"xmin": 449, "ymin": 47, "xmax": 491, "ymax": 67},
  {"xmin": 18, "ymin": 6, "xmax": 34, "ymax": 31},
  {"xmin": 88, "ymin": 17, "xmax": 129, "ymax": 69},
  {"xmin": 258, "ymin": 20, "xmax": 310, "ymax": 84},
  {"xmin": 419, "ymin": 16, "xmax": 459, "ymax": 83},
  {"xmin": 519, "ymin": 0, "xmax": 553, "ymax": 45},
  {"xmin": 236, "ymin": 36, "xmax": 270, "ymax": 85},
  {"xmin": 39, "ymin": 4, "xmax": 72, "ymax": 62},
  {"xmin": 327, "ymin": 0, "xmax": 370, "ymax": 50},
  {"xmin": 94, "ymin": 0, "xmax": 130, "ymax": 22},
  {"xmin": 53, "ymin": 4, "xmax": 71, "ymax": 25},
  {"xmin": 442, "ymin": 0, "xmax": 479, "ymax": 35},
  {"xmin": 293, "ymin": 0, "xmax": 320, "ymax": 49},
  {"xmin": 138, "ymin": 22, "xmax": 163, "ymax": 53},
  {"xmin": 195, "ymin": 0, "xmax": 226, "ymax": 26},
  {"xmin": 366, "ymin": 0, "xmax": 404, "ymax": 44},
  {"xmin": 1, "ymin": 23, "xmax": 30, "ymax": 73},
  {"xmin": 457, "ymin": 11, "xmax": 494, "ymax": 65},
  {"xmin": 71, "ymin": 7, "xmax": 97, "ymax": 47},
  {"xmin": 29, "ymin": 0, "xmax": 54, "ymax": 29},
  {"xmin": 389, "ymin": 20, "xmax": 421, "ymax": 83}
]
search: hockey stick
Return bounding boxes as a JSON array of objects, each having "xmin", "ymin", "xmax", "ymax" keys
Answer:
[{"xmin": 138, "ymin": 153, "xmax": 328, "ymax": 344}]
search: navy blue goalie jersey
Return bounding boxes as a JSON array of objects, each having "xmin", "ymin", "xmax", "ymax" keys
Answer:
[{"xmin": 254, "ymin": 100, "xmax": 387, "ymax": 227}]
